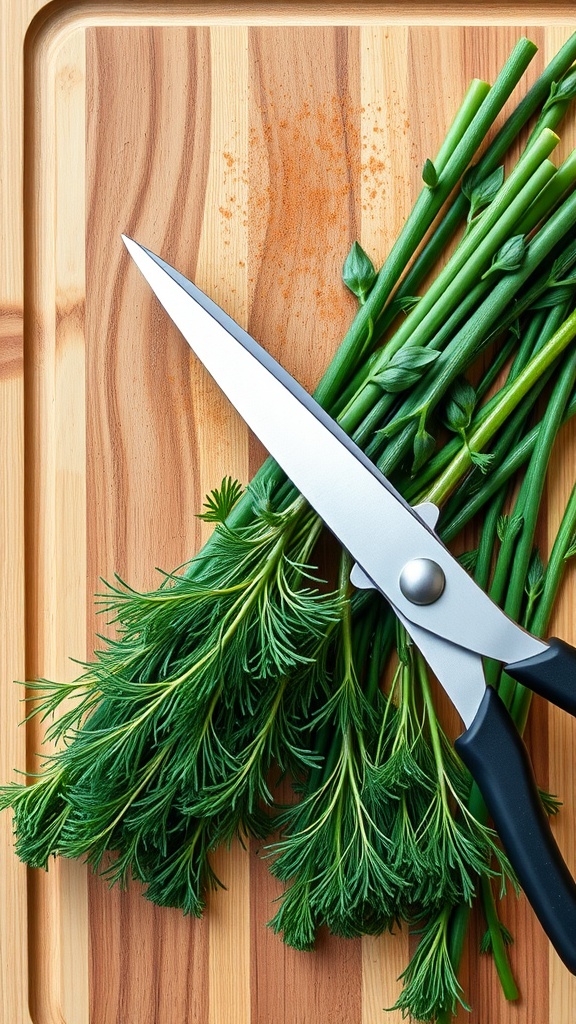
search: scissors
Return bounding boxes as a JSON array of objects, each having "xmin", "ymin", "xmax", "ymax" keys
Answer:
[{"xmin": 123, "ymin": 234, "xmax": 576, "ymax": 972}]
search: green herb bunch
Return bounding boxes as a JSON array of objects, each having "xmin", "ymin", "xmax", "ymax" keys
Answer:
[{"xmin": 4, "ymin": 33, "xmax": 576, "ymax": 1023}]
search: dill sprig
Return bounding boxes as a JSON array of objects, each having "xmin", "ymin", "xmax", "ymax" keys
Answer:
[
  {"xmin": 392, "ymin": 906, "xmax": 470, "ymax": 1022},
  {"xmin": 2, "ymin": 490, "xmax": 342, "ymax": 912}
]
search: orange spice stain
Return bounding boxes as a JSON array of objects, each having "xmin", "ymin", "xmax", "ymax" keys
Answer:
[{"xmin": 209, "ymin": 94, "xmax": 408, "ymax": 352}]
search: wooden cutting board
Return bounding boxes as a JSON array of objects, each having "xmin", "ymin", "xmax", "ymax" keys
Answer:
[{"xmin": 2, "ymin": 3, "xmax": 576, "ymax": 1022}]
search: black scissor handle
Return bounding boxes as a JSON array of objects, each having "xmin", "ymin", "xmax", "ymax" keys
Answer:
[
  {"xmin": 505, "ymin": 637, "xmax": 576, "ymax": 716},
  {"xmin": 455, "ymin": 685, "xmax": 576, "ymax": 973}
]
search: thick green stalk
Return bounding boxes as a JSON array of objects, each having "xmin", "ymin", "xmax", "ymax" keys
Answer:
[
  {"xmin": 479, "ymin": 238, "xmax": 576, "ymax": 354},
  {"xmin": 433, "ymin": 80, "xmax": 492, "ymax": 171},
  {"xmin": 339, "ymin": 145, "xmax": 558, "ymax": 429},
  {"xmin": 378, "ymin": 34, "xmax": 576, "ymax": 339},
  {"xmin": 517, "ymin": 149, "xmax": 576, "ymax": 233},
  {"xmin": 480, "ymin": 875, "xmax": 520, "ymax": 1001},
  {"xmin": 426, "ymin": 307, "xmax": 576, "ymax": 504},
  {"xmin": 407, "ymin": 310, "xmax": 551, "ymax": 504},
  {"xmin": 351, "ymin": 133, "xmax": 558, "ymax": 381},
  {"xmin": 495, "ymin": 348, "xmax": 576, "ymax": 705},
  {"xmin": 441, "ymin": 387, "xmax": 576, "ymax": 543},
  {"xmin": 523, "ymin": 65, "xmax": 576, "ymax": 155},
  {"xmin": 473, "ymin": 492, "xmax": 509, "ymax": 593},
  {"xmin": 510, "ymin": 482, "xmax": 576, "ymax": 732},
  {"xmin": 531, "ymin": 484, "xmax": 576, "ymax": 637},
  {"xmin": 441, "ymin": 481, "xmax": 576, "ymax": 1024},
  {"xmin": 440, "ymin": 300, "xmax": 572, "ymax": 549},
  {"xmin": 359, "ymin": 196, "xmax": 576, "ymax": 476},
  {"xmin": 436, "ymin": 358, "xmax": 576, "ymax": 1020},
  {"xmin": 314, "ymin": 37, "xmax": 538, "ymax": 408}
]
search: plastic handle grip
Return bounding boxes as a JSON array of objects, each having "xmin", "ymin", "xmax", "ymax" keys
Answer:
[
  {"xmin": 455, "ymin": 686, "xmax": 576, "ymax": 973},
  {"xmin": 506, "ymin": 637, "xmax": 576, "ymax": 716}
]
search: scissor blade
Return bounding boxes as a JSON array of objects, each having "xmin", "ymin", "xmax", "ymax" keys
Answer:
[{"xmin": 123, "ymin": 236, "xmax": 546, "ymax": 671}]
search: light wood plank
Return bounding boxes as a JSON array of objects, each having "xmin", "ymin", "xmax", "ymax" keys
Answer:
[
  {"xmin": 359, "ymin": 27, "xmax": 410, "ymax": 1021},
  {"xmin": 193, "ymin": 25, "xmax": 252, "ymax": 1024},
  {"xmin": 25, "ymin": 22, "xmax": 89, "ymax": 1024},
  {"xmin": 0, "ymin": 3, "xmax": 44, "ymax": 1023}
]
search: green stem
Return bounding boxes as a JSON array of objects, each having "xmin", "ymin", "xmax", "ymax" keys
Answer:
[
  {"xmin": 441, "ymin": 481, "xmax": 576, "ymax": 1022},
  {"xmin": 410, "ymin": 310, "xmax": 551, "ymax": 506},
  {"xmin": 375, "ymin": 137, "xmax": 558, "ymax": 371},
  {"xmin": 437, "ymin": 359, "xmax": 576, "ymax": 1018},
  {"xmin": 523, "ymin": 64, "xmax": 576, "ymax": 155},
  {"xmin": 315, "ymin": 38, "xmax": 538, "ymax": 409},
  {"xmin": 480, "ymin": 875, "xmax": 520, "ymax": 1000},
  {"xmin": 427, "ymin": 307, "xmax": 576, "ymax": 505},
  {"xmin": 473, "ymin": 492, "xmax": 509, "ymax": 592},
  {"xmin": 339, "ymin": 143, "xmax": 558, "ymax": 431},
  {"xmin": 434, "ymin": 79, "xmax": 492, "ymax": 172},
  {"xmin": 517, "ymin": 149, "xmax": 576, "ymax": 233},
  {"xmin": 532, "ymin": 482, "xmax": 576, "ymax": 636},
  {"xmin": 441, "ymin": 386, "xmax": 576, "ymax": 543},
  {"xmin": 377, "ymin": 34, "xmax": 576, "ymax": 345},
  {"xmin": 496, "ymin": 348, "xmax": 576, "ymax": 707},
  {"xmin": 510, "ymin": 482, "xmax": 576, "ymax": 733}
]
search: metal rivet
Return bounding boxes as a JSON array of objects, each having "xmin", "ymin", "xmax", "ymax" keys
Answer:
[{"xmin": 399, "ymin": 558, "xmax": 445, "ymax": 605}]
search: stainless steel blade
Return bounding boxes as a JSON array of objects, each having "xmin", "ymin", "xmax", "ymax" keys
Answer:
[{"xmin": 123, "ymin": 236, "xmax": 547, "ymax": 668}]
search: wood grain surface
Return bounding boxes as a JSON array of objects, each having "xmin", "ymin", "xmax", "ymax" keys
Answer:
[{"xmin": 2, "ymin": 3, "xmax": 576, "ymax": 1022}]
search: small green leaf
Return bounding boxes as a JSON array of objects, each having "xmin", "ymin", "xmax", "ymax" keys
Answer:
[
  {"xmin": 553, "ymin": 69, "xmax": 576, "ymax": 103},
  {"xmin": 542, "ymin": 69, "xmax": 576, "ymax": 114},
  {"xmin": 389, "ymin": 294, "xmax": 421, "ymax": 316},
  {"xmin": 552, "ymin": 274, "xmax": 576, "ymax": 288},
  {"xmin": 412, "ymin": 427, "xmax": 436, "ymax": 474},
  {"xmin": 496, "ymin": 515, "xmax": 507, "ymax": 542},
  {"xmin": 461, "ymin": 165, "xmax": 478, "ymax": 200},
  {"xmin": 564, "ymin": 531, "xmax": 576, "ymax": 560},
  {"xmin": 422, "ymin": 158, "xmax": 439, "ymax": 189},
  {"xmin": 445, "ymin": 378, "xmax": 477, "ymax": 433},
  {"xmin": 373, "ymin": 366, "xmax": 421, "ymax": 392},
  {"xmin": 373, "ymin": 347, "xmax": 440, "ymax": 393},
  {"xmin": 549, "ymin": 240, "xmax": 576, "ymax": 283},
  {"xmin": 530, "ymin": 284, "xmax": 575, "ymax": 310},
  {"xmin": 342, "ymin": 241, "xmax": 377, "ymax": 303},
  {"xmin": 376, "ymin": 411, "xmax": 416, "ymax": 439},
  {"xmin": 465, "ymin": 165, "xmax": 505, "ymax": 223},
  {"xmin": 526, "ymin": 549, "xmax": 545, "ymax": 600},
  {"xmin": 482, "ymin": 235, "xmax": 526, "ymax": 279},
  {"xmin": 497, "ymin": 513, "xmax": 523, "ymax": 544},
  {"xmin": 197, "ymin": 476, "xmax": 243, "ymax": 522},
  {"xmin": 395, "ymin": 348, "xmax": 441, "ymax": 371}
]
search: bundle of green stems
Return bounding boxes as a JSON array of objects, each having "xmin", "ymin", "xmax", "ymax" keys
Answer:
[{"xmin": 5, "ymin": 33, "xmax": 576, "ymax": 1022}]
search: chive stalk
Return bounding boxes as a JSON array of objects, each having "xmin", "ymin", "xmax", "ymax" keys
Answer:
[
  {"xmin": 314, "ymin": 38, "xmax": 538, "ymax": 407},
  {"xmin": 427, "ymin": 308, "xmax": 576, "ymax": 503},
  {"xmin": 383, "ymin": 35, "xmax": 576, "ymax": 331}
]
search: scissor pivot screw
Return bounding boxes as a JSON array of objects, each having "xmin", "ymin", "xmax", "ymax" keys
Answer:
[{"xmin": 399, "ymin": 558, "xmax": 445, "ymax": 605}]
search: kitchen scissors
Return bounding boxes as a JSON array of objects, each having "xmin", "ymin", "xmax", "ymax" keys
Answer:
[{"xmin": 123, "ymin": 234, "xmax": 576, "ymax": 972}]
